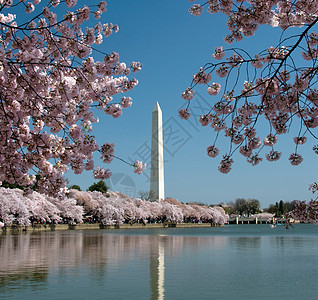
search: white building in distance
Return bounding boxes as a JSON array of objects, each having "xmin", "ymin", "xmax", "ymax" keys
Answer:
[{"xmin": 150, "ymin": 102, "xmax": 165, "ymax": 202}]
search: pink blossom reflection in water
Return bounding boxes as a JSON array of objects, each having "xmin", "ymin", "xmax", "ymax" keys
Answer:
[{"xmin": 1, "ymin": 225, "xmax": 318, "ymax": 299}]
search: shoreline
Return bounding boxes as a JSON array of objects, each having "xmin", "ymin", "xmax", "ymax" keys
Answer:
[
  {"xmin": 1, "ymin": 222, "xmax": 218, "ymax": 234},
  {"xmin": 0, "ymin": 218, "xmax": 299, "ymax": 235}
]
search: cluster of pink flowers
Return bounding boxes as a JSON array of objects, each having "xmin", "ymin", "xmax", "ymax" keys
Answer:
[
  {"xmin": 181, "ymin": 87, "xmax": 195, "ymax": 100},
  {"xmin": 309, "ymin": 182, "xmax": 318, "ymax": 194},
  {"xmin": 93, "ymin": 167, "xmax": 112, "ymax": 180},
  {"xmin": 178, "ymin": 108, "xmax": 191, "ymax": 120},
  {"xmin": 212, "ymin": 46, "xmax": 225, "ymax": 60},
  {"xmin": 265, "ymin": 150, "xmax": 282, "ymax": 162},
  {"xmin": 199, "ymin": 114, "xmax": 212, "ymax": 126},
  {"xmin": 189, "ymin": 4, "xmax": 203, "ymax": 16},
  {"xmin": 207, "ymin": 145, "xmax": 219, "ymax": 158},
  {"xmin": 181, "ymin": 0, "xmax": 318, "ymax": 174},
  {"xmin": 263, "ymin": 134, "xmax": 278, "ymax": 147},
  {"xmin": 0, "ymin": 188, "xmax": 83, "ymax": 226},
  {"xmin": 0, "ymin": 187, "xmax": 229, "ymax": 227},
  {"xmin": 72, "ymin": 189, "xmax": 229, "ymax": 226},
  {"xmin": 247, "ymin": 154, "xmax": 263, "ymax": 166},
  {"xmin": 207, "ymin": 82, "xmax": 221, "ymax": 95},
  {"xmin": 286, "ymin": 180, "xmax": 318, "ymax": 224},
  {"xmin": 288, "ymin": 200, "xmax": 318, "ymax": 224},
  {"xmin": 100, "ymin": 143, "xmax": 115, "ymax": 163},
  {"xmin": 294, "ymin": 137, "xmax": 307, "ymax": 145},
  {"xmin": 133, "ymin": 160, "xmax": 147, "ymax": 174},
  {"xmin": 193, "ymin": 67, "xmax": 212, "ymax": 84},
  {"xmin": 288, "ymin": 153, "xmax": 303, "ymax": 166},
  {"xmin": 0, "ymin": 1, "xmax": 144, "ymax": 196},
  {"xmin": 218, "ymin": 155, "xmax": 233, "ymax": 174}
]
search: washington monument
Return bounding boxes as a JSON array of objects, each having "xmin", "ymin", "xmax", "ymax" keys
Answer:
[{"xmin": 150, "ymin": 102, "xmax": 165, "ymax": 202}]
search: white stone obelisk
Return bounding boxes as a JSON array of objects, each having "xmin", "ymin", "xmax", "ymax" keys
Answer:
[{"xmin": 150, "ymin": 102, "xmax": 165, "ymax": 202}]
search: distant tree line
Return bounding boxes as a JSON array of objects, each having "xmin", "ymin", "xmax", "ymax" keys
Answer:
[
  {"xmin": 220, "ymin": 198, "xmax": 299, "ymax": 218},
  {"xmin": 263, "ymin": 200, "xmax": 298, "ymax": 218},
  {"xmin": 222, "ymin": 198, "xmax": 261, "ymax": 217}
]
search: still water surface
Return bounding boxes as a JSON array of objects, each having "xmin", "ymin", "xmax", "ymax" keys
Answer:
[{"xmin": 1, "ymin": 224, "xmax": 318, "ymax": 300}]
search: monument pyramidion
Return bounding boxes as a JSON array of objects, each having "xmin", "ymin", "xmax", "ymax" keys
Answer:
[{"xmin": 150, "ymin": 102, "xmax": 165, "ymax": 202}]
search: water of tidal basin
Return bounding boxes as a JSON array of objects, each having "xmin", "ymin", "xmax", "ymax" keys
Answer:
[{"xmin": 1, "ymin": 225, "xmax": 318, "ymax": 300}]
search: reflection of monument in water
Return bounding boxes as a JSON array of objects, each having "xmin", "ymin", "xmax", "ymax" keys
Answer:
[
  {"xmin": 150, "ymin": 236, "xmax": 165, "ymax": 300},
  {"xmin": 150, "ymin": 102, "xmax": 165, "ymax": 202},
  {"xmin": 149, "ymin": 103, "xmax": 165, "ymax": 298},
  {"xmin": 0, "ymin": 231, "xmax": 230, "ymax": 298}
]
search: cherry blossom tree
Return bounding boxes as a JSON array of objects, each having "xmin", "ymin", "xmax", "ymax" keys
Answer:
[
  {"xmin": 0, "ymin": 188, "xmax": 30, "ymax": 225},
  {"xmin": 97, "ymin": 202, "xmax": 122, "ymax": 225},
  {"xmin": 0, "ymin": 187, "xmax": 82, "ymax": 225},
  {"xmin": 288, "ymin": 182, "xmax": 318, "ymax": 223},
  {"xmin": 47, "ymin": 194, "xmax": 83, "ymax": 223},
  {"xmin": 0, "ymin": 0, "xmax": 145, "ymax": 198},
  {"xmin": 161, "ymin": 201, "xmax": 184, "ymax": 223},
  {"xmin": 182, "ymin": 0, "xmax": 318, "ymax": 223},
  {"xmin": 182, "ymin": 0, "xmax": 318, "ymax": 173},
  {"xmin": 181, "ymin": 203, "xmax": 201, "ymax": 220},
  {"xmin": 149, "ymin": 200, "xmax": 163, "ymax": 220},
  {"xmin": 135, "ymin": 197, "xmax": 153, "ymax": 221},
  {"xmin": 72, "ymin": 189, "xmax": 124, "ymax": 225},
  {"xmin": 70, "ymin": 188, "xmax": 99, "ymax": 214},
  {"xmin": 211, "ymin": 205, "xmax": 230, "ymax": 224},
  {"xmin": 0, "ymin": 187, "xmax": 229, "ymax": 227},
  {"xmin": 23, "ymin": 190, "xmax": 62, "ymax": 223},
  {"xmin": 75, "ymin": 190, "xmax": 229, "ymax": 225}
]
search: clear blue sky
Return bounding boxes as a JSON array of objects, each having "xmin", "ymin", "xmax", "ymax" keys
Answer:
[{"xmin": 66, "ymin": 0, "xmax": 317, "ymax": 209}]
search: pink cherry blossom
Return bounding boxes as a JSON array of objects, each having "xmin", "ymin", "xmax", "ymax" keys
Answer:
[
  {"xmin": 289, "ymin": 153, "xmax": 303, "ymax": 166},
  {"xmin": 93, "ymin": 167, "xmax": 112, "ymax": 180},
  {"xmin": 121, "ymin": 97, "xmax": 132, "ymax": 108},
  {"xmin": 212, "ymin": 46, "xmax": 225, "ymax": 60},
  {"xmin": 189, "ymin": 4, "xmax": 203, "ymax": 16},
  {"xmin": 182, "ymin": 87, "xmax": 195, "ymax": 100},
  {"xmin": 199, "ymin": 114, "xmax": 212, "ymax": 126},
  {"xmin": 193, "ymin": 68, "xmax": 212, "ymax": 84},
  {"xmin": 263, "ymin": 134, "xmax": 278, "ymax": 146},
  {"xmin": 105, "ymin": 104, "xmax": 122, "ymax": 118},
  {"xmin": 239, "ymin": 145, "xmax": 252, "ymax": 157},
  {"xmin": 247, "ymin": 154, "xmax": 263, "ymax": 166},
  {"xmin": 25, "ymin": 2, "xmax": 35, "ymax": 13},
  {"xmin": 207, "ymin": 82, "xmax": 221, "ymax": 95},
  {"xmin": 251, "ymin": 55, "xmax": 263, "ymax": 68},
  {"xmin": 216, "ymin": 65, "xmax": 229, "ymax": 78},
  {"xmin": 133, "ymin": 160, "xmax": 146, "ymax": 174},
  {"xmin": 178, "ymin": 108, "xmax": 191, "ymax": 120},
  {"xmin": 248, "ymin": 137, "xmax": 261, "ymax": 150},
  {"xmin": 218, "ymin": 155, "xmax": 233, "ymax": 174},
  {"xmin": 207, "ymin": 145, "xmax": 219, "ymax": 158},
  {"xmin": 100, "ymin": 143, "xmax": 115, "ymax": 163},
  {"xmin": 65, "ymin": 0, "xmax": 77, "ymax": 7},
  {"xmin": 294, "ymin": 137, "xmax": 307, "ymax": 145},
  {"xmin": 98, "ymin": 1, "xmax": 107, "ymax": 13},
  {"xmin": 131, "ymin": 61, "xmax": 142, "ymax": 73},
  {"xmin": 265, "ymin": 150, "xmax": 282, "ymax": 162}
]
